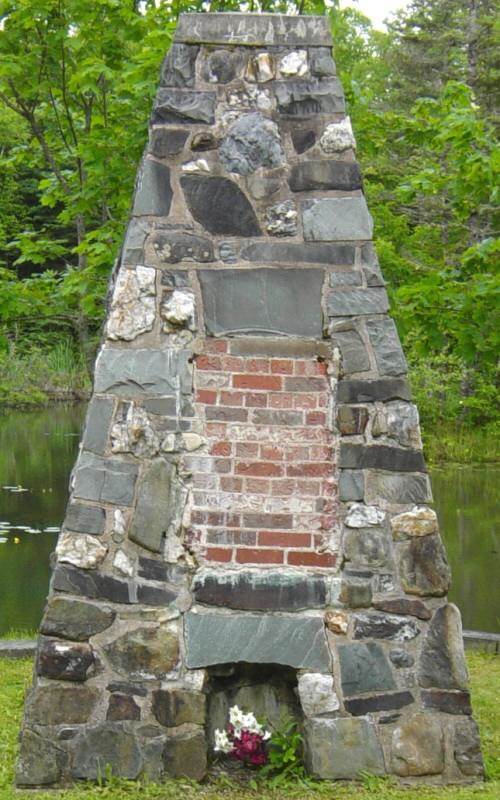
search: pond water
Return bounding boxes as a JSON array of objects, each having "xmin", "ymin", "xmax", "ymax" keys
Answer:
[{"xmin": 0, "ymin": 405, "xmax": 498, "ymax": 635}]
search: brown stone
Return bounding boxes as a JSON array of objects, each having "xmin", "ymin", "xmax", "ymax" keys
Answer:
[
  {"xmin": 398, "ymin": 534, "xmax": 451, "ymax": 596},
  {"xmin": 324, "ymin": 610, "xmax": 349, "ymax": 634},
  {"xmin": 373, "ymin": 597, "xmax": 431, "ymax": 620},
  {"xmin": 391, "ymin": 506, "xmax": 438, "ymax": 539},
  {"xmin": 103, "ymin": 625, "xmax": 179, "ymax": 679},
  {"xmin": 391, "ymin": 714, "xmax": 444, "ymax": 776}
]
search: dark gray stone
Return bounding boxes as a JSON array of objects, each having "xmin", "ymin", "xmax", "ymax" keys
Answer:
[
  {"xmin": 185, "ymin": 612, "xmax": 330, "ymax": 670},
  {"xmin": 305, "ymin": 718, "xmax": 385, "ymax": 779},
  {"xmin": 107, "ymin": 694, "xmax": 141, "ymax": 721},
  {"xmin": 453, "ymin": 718, "xmax": 484, "ymax": 776},
  {"xmin": 16, "ymin": 730, "xmax": 65, "ymax": 786},
  {"xmin": 133, "ymin": 159, "xmax": 172, "ymax": 216},
  {"xmin": 160, "ymin": 270, "xmax": 191, "ymax": 287},
  {"xmin": 343, "ymin": 526, "xmax": 391, "ymax": 569},
  {"xmin": 72, "ymin": 723, "xmax": 143, "ymax": 780},
  {"xmin": 163, "ymin": 729, "xmax": 207, "ymax": 781},
  {"xmin": 339, "ymin": 470, "xmax": 364, "ymax": 501},
  {"xmin": 373, "ymin": 597, "xmax": 431, "ymax": 620},
  {"xmin": 37, "ymin": 637, "xmax": 94, "ymax": 682},
  {"xmin": 345, "ymin": 691, "xmax": 414, "ymax": 716},
  {"xmin": 366, "ymin": 318, "xmax": 407, "ymax": 376},
  {"xmin": 41, "ymin": 597, "xmax": 115, "ymax": 641},
  {"xmin": 152, "ymin": 88, "xmax": 216, "ymax": 125},
  {"xmin": 161, "ymin": 44, "xmax": 198, "ymax": 88},
  {"xmin": 138, "ymin": 557, "xmax": 187, "ymax": 584},
  {"xmin": 52, "ymin": 564, "xmax": 132, "ymax": 604},
  {"xmin": 202, "ymin": 48, "xmax": 243, "ymax": 83},
  {"xmin": 175, "ymin": 13, "xmax": 332, "ymax": 47},
  {"xmin": 332, "ymin": 330, "xmax": 370, "ymax": 374},
  {"xmin": 327, "ymin": 288, "xmax": 389, "ymax": 316},
  {"xmin": 246, "ymin": 173, "xmax": 281, "ymax": 201},
  {"xmin": 398, "ymin": 535, "xmax": 451, "ymax": 597},
  {"xmin": 136, "ymin": 583, "xmax": 178, "ymax": 606},
  {"xmin": 149, "ymin": 127, "xmax": 189, "ymax": 157},
  {"xmin": 26, "ymin": 685, "xmax": 100, "ymax": 725},
  {"xmin": 353, "ymin": 612, "xmax": 420, "ymax": 641},
  {"xmin": 338, "ymin": 642, "xmax": 396, "ymax": 696},
  {"xmin": 192, "ymin": 569, "xmax": 328, "ymax": 611},
  {"xmin": 275, "ymin": 79, "xmax": 344, "ymax": 117},
  {"xmin": 340, "ymin": 573, "xmax": 372, "ymax": 608},
  {"xmin": 64, "ymin": 502, "xmax": 106, "ymax": 536},
  {"xmin": 241, "ymin": 240, "xmax": 355, "ymax": 265},
  {"xmin": 421, "ymin": 690, "xmax": 472, "ymax": 715},
  {"xmin": 153, "ymin": 688, "xmax": 206, "ymax": 726},
  {"xmin": 289, "ymin": 160, "xmax": 362, "ymax": 192},
  {"xmin": 94, "ymin": 348, "xmax": 192, "ymax": 398},
  {"xmin": 340, "ymin": 444, "xmax": 426, "ymax": 472},
  {"xmin": 73, "ymin": 452, "xmax": 138, "ymax": 506},
  {"xmin": 181, "ymin": 175, "xmax": 260, "ymax": 236},
  {"xmin": 107, "ymin": 681, "xmax": 148, "ymax": 697},
  {"xmin": 191, "ymin": 131, "xmax": 218, "ymax": 151},
  {"xmin": 337, "ymin": 378, "xmax": 411, "ymax": 403},
  {"xmin": 129, "ymin": 459, "xmax": 176, "ymax": 553},
  {"xmin": 220, "ymin": 112, "xmax": 284, "ymax": 176},
  {"xmin": 103, "ymin": 626, "xmax": 179, "ymax": 679},
  {"xmin": 291, "ymin": 128, "xmax": 316, "ymax": 153},
  {"xmin": 337, "ymin": 406, "xmax": 369, "ymax": 435},
  {"xmin": 303, "ymin": 197, "xmax": 372, "ymax": 241},
  {"xmin": 199, "ymin": 268, "xmax": 324, "ymax": 337},
  {"xmin": 153, "ymin": 230, "xmax": 214, "ymax": 263},
  {"xmin": 121, "ymin": 218, "xmax": 150, "ymax": 266},
  {"xmin": 329, "ymin": 270, "xmax": 363, "ymax": 286},
  {"xmin": 81, "ymin": 397, "xmax": 114, "ymax": 455},
  {"xmin": 309, "ymin": 48, "xmax": 336, "ymax": 77},
  {"xmin": 365, "ymin": 471, "xmax": 432, "ymax": 505},
  {"xmin": 390, "ymin": 648, "xmax": 415, "ymax": 668},
  {"xmin": 142, "ymin": 397, "xmax": 177, "ymax": 416},
  {"xmin": 419, "ymin": 604, "xmax": 469, "ymax": 690}
]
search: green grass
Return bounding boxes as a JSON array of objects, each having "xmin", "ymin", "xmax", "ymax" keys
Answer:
[
  {"xmin": 0, "ymin": 629, "xmax": 36, "ymax": 640},
  {"xmin": 0, "ymin": 653, "xmax": 498, "ymax": 800},
  {"xmin": 421, "ymin": 423, "xmax": 499, "ymax": 466}
]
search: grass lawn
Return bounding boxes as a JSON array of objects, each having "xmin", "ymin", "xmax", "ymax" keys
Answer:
[{"xmin": 1, "ymin": 653, "xmax": 498, "ymax": 800}]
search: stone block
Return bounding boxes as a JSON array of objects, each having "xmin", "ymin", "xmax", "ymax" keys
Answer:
[
  {"xmin": 185, "ymin": 612, "xmax": 330, "ymax": 671},
  {"xmin": 352, "ymin": 612, "xmax": 420, "ymax": 641},
  {"xmin": 453, "ymin": 719, "xmax": 484, "ymax": 777},
  {"xmin": 121, "ymin": 218, "xmax": 150, "ymax": 266},
  {"xmin": 16, "ymin": 730, "xmax": 65, "ymax": 786},
  {"xmin": 327, "ymin": 288, "xmax": 389, "ymax": 316},
  {"xmin": 175, "ymin": 13, "xmax": 332, "ymax": 47},
  {"xmin": 366, "ymin": 317, "xmax": 407, "ymax": 376},
  {"xmin": 337, "ymin": 406, "xmax": 369, "ymax": 435},
  {"xmin": 161, "ymin": 44, "xmax": 198, "ymax": 88},
  {"xmin": 241, "ymin": 240, "xmax": 355, "ymax": 266},
  {"xmin": 338, "ymin": 641, "xmax": 396, "ymax": 696},
  {"xmin": 291, "ymin": 127, "xmax": 316, "ymax": 154},
  {"xmin": 133, "ymin": 159, "xmax": 172, "ymax": 216},
  {"xmin": 163, "ymin": 729, "xmax": 207, "ymax": 781},
  {"xmin": 219, "ymin": 112, "xmax": 284, "ymax": 176},
  {"xmin": 81, "ymin": 397, "xmax": 115, "ymax": 455},
  {"xmin": 340, "ymin": 444, "xmax": 426, "ymax": 472},
  {"xmin": 36, "ymin": 637, "xmax": 94, "ymax": 682},
  {"xmin": 389, "ymin": 648, "xmax": 415, "ymax": 668},
  {"xmin": 136, "ymin": 583, "xmax": 178, "ymax": 606},
  {"xmin": 198, "ymin": 268, "xmax": 324, "ymax": 337},
  {"xmin": 94, "ymin": 348, "xmax": 191, "ymax": 398},
  {"xmin": 398, "ymin": 534, "xmax": 451, "ymax": 596},
  {"xmin": 332, "ymin": 330, "xmax": 370, "ymax": 373},
  {"xmin": 265, "ymin": 200, "xmax": 298, "ymax": 236},
  {"xmin": 203, "ymin": 48, "xmax": 244, "ymax": 83},
  {"xmin": 305, "ymin": 718, "xmax": 385, "ymax": 779},
  {"xmin": 153, "ymin": 688, "xmax": 206, "ymax": 726},
  {"xmin": 391, "ymin": 714, "xmax": 444, "ymax": 776},
  {"xmin": 298, "ymin": 673, "xmax": 339, "ymax": 717},
  {"xmin": 26, "ymin": 685, "xmax": 100, "ymax": 725},
  {"xmin": 391, "ymin": 506, "xmax": 438, "ymax": 539},
  {"xmin": 180, "ymin": 175, "xmax": 261, "ymax": 236},
  {"xmin": 289, "ymin": 160, "xmax": 362, "ymax": 192},
  {"xmin": 41, "ymin": 597, "xmax": 115, "ymax": 641},
  {"xmin": 419, "ymin": 604, "xmax": 469, "ymax": 690},
  {"xmin": 149, "ymin": 127, "xmax": 189, "ymax": 157},
  {"xmin": 339, "ymin": 470, "xmax": 364, "ymax": 501},
  {"xmin": 320, "ymin": 117, "xmax": 356, "ymax": 152},
  {"xmin": 152, "ymin": 230, "xmax": 214, "ymax": 263},
  {"xmin": 340, "ymin": 572, "xmax": 372, "ymax": 608},
  {"xmin": 56, "ymin": 532, "xmax": 107, "ymax": 570},
  {"xmin": 384, "ymin": 401, "xmax": 422, "ymax": 448},
  {"xmin": 345, "ymin": 691, "xmax": 414, "ymax": 716},
  {"xmin": 310, "ymin": 48, "xmax": 336, "ymax": 77},
  {"xmin": 129, "ymin": 459, "xmax": 176, "ymax": 553},
  {"xmin": 365, "ymin": 471, "xmax": 432, "ymax": 505},
  {"xmin": 107, "ymin": 694, "xmax": 141, "ymax": 721},
  {"xmin": 192, "ymin": 569, "xmax": 328, "ymax": 612},
  {"xmin": 373, "ymin": 597, "xmax": 431, "ymax": 620},
  {"xmin": 52, "ymin": 564, "xmax": 132, "ymax": 604},
  {"xmin": 343, "ymin": 527, "xmax": 391, "ymax": 569},
  {"xmin": 345, "ymin": 502, "xmax": 385, "ymax": 528},
  {"xmin": 64, "ymin": 502, "xmax": 106, "ymax": 535},
  {"xmin": 275, "ymin": 79, "xmax": 344, "ymax": 117},
  {"xmin": 303, "ymin": 197, "xmax": 372, "ymax": 241},
  {"xmin": 421, "ymin": 689, "xmax": 472, "ymax": 715},
  {"xmin": 72, "ymin": 723, "xmax": 143, "ymax": 780},
  {"xmin": 329, "ymin": 270, "xmax": 363, "ymax": 286},
  {"xmin": 138, "ymin": 557, "xmax": 187, "ymax": 585},
  {"xmin": 72, "ymin": 452, "xmax": 138, "ymax": 506},
  {"xmin": 337, "ymin": 378, "xmax": 411, "ymax": 404},
  {"xmin": 152, "ymin": 88, "xmax": 216, "ymax": 125},
  {"xmin": 103, "ymin": 625, "xmax": 179, "ymax": 679}
]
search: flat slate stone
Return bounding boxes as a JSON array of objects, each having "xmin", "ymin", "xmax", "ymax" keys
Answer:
[
  {"xmin": 305, "ymin": 718, "xmax": 385, "ymax": 779},
  {"xmin": 422, "ymin": 689, "xmax": 472, "ymax": 715},
  {"xmin": 26, "ymin": 685, "xmax": 100, "ymax": 725},
  {"xmin": 152, "ymin": 231, "xmax": 214, "ymax": 263},
  {"xmin": 454, "ymin": 719, "xmax": 484, "ymax": 777},
  {"xmin": 275, "ymin": 79, "xmax": 345, "ymax": 117},
  {"xmin": 72, "ymin": 452, "xmax": 138, "ymax": 506},
  {"xmin": 219, "ymin": 112, "xmax": 284, "ymax": 176},
  {"xmin": 338, "ymin": 641, "xmax": 396, "ymax": 696},
  {"xmin": 289, "ymin": 160, "xmax": 362, "ymax": 192},
  {"xmin": 175, "ymin": 13, "xmax": 332, "ymax": 47},
  {"xmin": 133, "ymin": 159, "xmax": 173, "ymax": 217},
  {"xmin": 365, "ymin": 471, "xmax": 432, "ymax": 505},
  {"xmin": 161, "ymin": 44, "xmax": 198, "ymax": 88},
  {"xmin": 332, "ymin": 330, "xmax": 370, "ymax": 373},
  {"xmin": 366, "ymin": 318, "xmax": 407, "ymax": 376},
  {"xmin": 345, "ymin": 691, "xmax": 414, "ymax": 716},
  {"xmin": 16, "ymin": 730, "xmax": 64, "ymax": 786},
  {"xmin": 149, "ymin": 127, "xmax": 189, "ymax": 157},
  {"xmin": 103, "ymin": 626, "xmax": 179, "ymax": 679},
  {"xmin": 181, "ymin": 176, "xmax": 261, "ymax": 236},
  {"xmin": 153, "ymin": 688, "xmax": 206, "ymax": 727},
  {"xmin": 373, "ymin": 597, "xmax": 431, "ymax": 620},
  {"xmin": 339, "ymin": 444, "xmax": 426, "ymax": 472},
  {"xmin": 303, "ymin": 197, "xmax": 373, "ymax": 241},
  {"xmin": 398, "ymin": 534, "xmax": 451, "ymax": 597},
  {"xmin": 241, "ymin": 240, "xmax": 355, "ymax": 265},
  {"xmin": 198, "ymin": 268, "xmax": 324, "ymax": 337},
  {"xmin": 138, "ymin": 557, "xmax": 187, "ymax": 584},
  {"xmin": 129, "ymin": 459, "xmax": 175, "ymax": 553},
  {"xmin": 184, "ymin": 612, "xmax": 330, "ymax": 671},
  {"xmin": 152, "ymin": 88, "xmax": 215, "ymax": 125},
  {"xmin": 343, "ymin": 526, "xmax": 391, "ymax": 569},
  {"xmin": 192, "ymin": 569, "xmax": 328, "ymax": 612},
  {"xmin": 72, "ymin": 723, "xmax": 143, "ymax": 780},
  {"xmin": 94, "ymin": 348, "xmax": 191, "ymax": 397},
  {"xmin": 327, "ymin": 287, "xmax": 389, "ymax": 316},
  {"xmin": 64, "ymin": 502, "xmax": 106, "ymax": 535},
  {"xmin": 419, "ymin": 604, "xmax": 468, "ymax": 689},
  {"xmin": 337, "ymin": 378, "xmax": 411, "ymax": 403},
  {"xmin": 121, "ymin": 218, "xmax": 150, "ymax": 266},
  {"xmin": 81, "ymin": 397, "xmax": 114, "ymax": 455},
  {"xmin": 339, "ymin": 470, "xmax": 364, "ymax": 501},
  {"xmin": 52, "ymin": 564, "xmax": 132, "ymax": 604},
  {"xmin": 41, "ymin": 597, "xmax": 115, "ymax": 641}
]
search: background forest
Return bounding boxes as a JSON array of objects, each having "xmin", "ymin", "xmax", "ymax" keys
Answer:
[{"xmin": 0, "ymin": 0, "xmax": 498, "ymax": 461}]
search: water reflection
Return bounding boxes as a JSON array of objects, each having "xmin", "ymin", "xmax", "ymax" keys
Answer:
[{"xmin": 0, "ymin": 405, "xmax": 498, "ymax": 635}]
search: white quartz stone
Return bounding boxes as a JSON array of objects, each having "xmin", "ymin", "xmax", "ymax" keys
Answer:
[
  {"xmin": 113, "ymin": 509, "xmax": 126, "ymax": 537},
  {"xmin": 298, "ymin": 673, "xmax": 340, "ymax": 717},
  {"xmin": 345, "ymin": 503, "xmax": 385, "ymax": 528},
  {"xmin": 320, "ymin": 117, "xmax": 356, "ymax": 153},
  {"xmin": 161, "ymin": 290, "xmax": 195, "ymax": 329},
  {"xmin": 181, "ymin": 159, "xmax": 210, "ymax": 173},
  {"xmin": 111, "ymin": 404, "xmax": 160, "ymax": 458},
  {"xmin": 56, "ymin": 532, "xmax": 107, "ymax": 569},
  {"xmin": 280, "ymin": 50, "xmax": 308, "ymax": 77},
  {"xmin": 107, "ymin": 265, "xmax": 156, "ymax": 341},
  {"xmin": 113, "ymin": 549, "xmax": 134, "ymax": 577}
]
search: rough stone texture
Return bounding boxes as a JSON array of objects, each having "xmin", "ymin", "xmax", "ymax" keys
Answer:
[
  {"xmin": 343, "ymin": 526, "xmax": 392, "ymax": 569},
  {"xmin": 52, "ymin": 564, "xmax": 132, "ymax": 604},
  {"xmin": 345, "ymin": 691, "xmax": 414, "ymax": 716},
  {"xmin": 289, "ymin": 160, "xmax": 362, "ymax": 192},
  {"xmin": 241, "ymin": 240, "xmax": 356, "ymax": 265},
  {"xmin": 337, "ymin": 406, "xmax": 369, "ymax": 435},
  {"xmin": 152, "ymin": 231, "xmax": 214, "ymax": 263},
  {"xmin": 72, "ymin": 724, "xmax": 143, "ymax": 780},
  {"xmin": 180, "ymin": 175, "xmax": 261, "ymax": 236},
  {"xmin": 390, "ymin": 648, "xmax": 415, "ymax": 668},
  {"xmin": 265, "ymin": 200, "xmax": 298, "ymax": 236},
  {"xmin": 419, "ymin": 604, "xmax": 469, "ymax": 690},
  {"xmin": 176, "ymin": 13, "xmax": 333, "ymax": 47},
  {"xmin": 37, "ymin": 638, "xmax": 94, "ymax": 682},
  {"xmin": 94, "ymin": 348, "xmax": 191, "ymax": 398},
  {"xmin": 246, "ymin": 52, "xmax": 275, "ymax": 82},
  {"xmin": 421, "ymin": 689, "xmax": 472, "ymax": 715},
  {"xmin": 340, "ymin": 444, "xmax": 426, "ymax": 472},
  {"xmin": 320, "ymin": 117, "xmax": 356, "ymax": 152},
  {"xmin": 398, "ymin": 534, "xmax": 451, "ymax": 596},
  {"xmin": 26, "ymin": 685, "xmax": 100, "ymax": 725},
  {"xmin": 454, "ymin": 719, "xmax": 484, "ymax": 777},
  {"xmin": 107, "ymin": 694, "xmax": 141, "ymax": 721},
  {"xmin": 305, "ymin": 718, "xmax": 385, "ymax": 779},
  {"xmin": 80, "ymin": 398, "xmax": 115, "ymax": 456},
  {"xmin": 339, "ymin": 470, "xmax": 364, "ymax": 501},
  {"xmin": 275, "ymin": 79, "xmax": 345, "ymax": 116},
  {"xmin": 366, "ymin": 317, "xmax": 407, "ymax": 376},
  {"xmin": 107, "ymin": 266, "xmax": 156, "ymax": 341},
  {"xmin": 16, "ymin": 731, "xmax": 65, "ymax": 786},
  {"xmin": 163, "ymin": 729, "xmax": 207, "ymax": 781},
  {"xmin": 161, "ymin": 44, "xmax": 198, "ymax": 88},
  {"xmin": 185, "ymin": 612, "xmax": 330, "ymax": 671},
  {"xmin": 73, "ymin": 452, "xmax": 138, "ymax": 506},
  {"xmin": 332, "ymin": 329, "xmax": 370, "ymax": 373},
  {"xmin": 64, "ymin": 502, "xmax": 106, "ymax": 535},
  {"xmin": 303, "ymin": 197, "xmax": 373, "ymax": 241},
  {"xmin": 133, "ymin": 160, "xmax": 172, "ymax": 216},
  {"xmin": 337, "ymin": 378, "xmax": 411, "ymax": 404},
  {"xmin": 338, "ymin": 642, "xmax": 396, "ymax": 696},
  {"xmin": 384, "ymin": 401, "xmax": 422, "ymax": 448},
  {"xmin": 345, "ymin": 503, "xmax": 385, "ymax": 528},
  {"xmin": 340, "ymin": 572, "xmax": 372, "ymax": 608},
  {"xmin": 298, "ymin": 673, "xmax": 339, "ymax": 717},
  {"xmin": 365, "ymin": 472, "xmax": 432, "ymax": 505},
  {"xmin": 391, "ymin": 506, "xmax": 438, "ymax": 539},
  {"xmin": 391, "ymin": 714, "xmax": 444, "ymax": 776},
  {"xmin": 129, "ymin": 459, "xmax": 177, "ymax": 552},
  {"xmin": 41, "ymin": 597, "xmax": 115, "ymax": 641},
  {"xmin": 103, "ymin": 625, "xmax": 179, "ymax": 679},
  {"xmin": 373, "ymin": 597, "xmax": 431, "ymax": 620},
  {"xmin": 192, "ymin": 569, "xmax": 327, "ymax": 611},
  {"xmin": 352, "ymin": 612, "xmax": 420, "ymax": 642},
  {"xmin": 152, "ymin": 88, "xmax": 215, "ymax": 125},
  {"xmin": 111, "ymin": 404, "xmax": 160, "ymax": 458},
  {"xmin": 280, "ymin": 50, "xmax": 308, "ymax": 77},
  {"xmin": 56, "ymin": 532, "xmax": 107, "ymax": 570},
  {"xmin": 153, "ymin": 688, "xmax": 206, "ymax": 727},
  {"xmin": 219, "ymin": 112, "xmax": 284, "ymax": 175},
  {"xmin": 328, "ymin": 288, "xmax": 389, "ymax": 316},
  {"xmin": 149, "ymin": 127, "xmax": 189, "ymax": 157}
]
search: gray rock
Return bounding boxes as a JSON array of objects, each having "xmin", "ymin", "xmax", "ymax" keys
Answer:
[
  {"xmin": 345, "ymin": 691, "xmax": 414, "ymax": 716},
  {"xmin": 275, "ymin": 79, "xmax": 345, "ymax": 117},
  {"xmin": 289, "ymin": 160, "xmax": 362, "ymax": 192},
  {"xmin": 153, "ymin": 688, "xmax": 206, "ymax": 726},
  {"xmin": 72, "ymin": 452, "xmax": 138, "ymax": 506},
  {"xmin": 36, "ymin": 637, "xmax": 94, "ymax": 682},
  {"xmin": 340, "ymin": 443, "xmax": 426, "ymax": 472},
  {"xmin": 303, "ymin": 197, "xmax": 372, "ymax": 241},
  {"xmin": 81, "ymin": 397, "xmax": 115, "ymax": 456},
  {"xmin": 149, "ymin": 127, "xmax": 189, "ymax": 157},
  {"xmin": 129, "ymin": 459, "xmax": 176, "ymax": 553},
  {"xmin": 298, "ymin": 673, "xmax": 339, "ymax": 717},
  {"xmin": 421, "ymin": 689, "xmax": 471, "ymax": 715},
  {"xmin": 320, "ymin": 117, "xmax": 356, "ymax": 153},
  {"xmin": 309, "ymin": 48, "xmax": 336, "ymax": 77},
  {"xmin": 202, "ymin": 48, "xmax": 243, "ymax": 83},
  {"xmin": 389, "ymin": 648, "xmax": 415, "ymax": 668},
  {"xmin": 41, "ymin": 597, "xmax": 115, "ymax": 641},
  {"xmin": 111, "ymin": 403, "xmax": 160, "ymax": 458},
  {"xmin": 385, "ymin": 401, "xmax": 422, "ymax": 448},
  {"xmin": 305, "ymin": 718, "xmax": 385, "ymax": 779},
  {"xmin": 16, "ymin": 730, "xmax": 65, "ymax": 786},
  {"xmin": 180, "ymin": 175, "xmax": 261, "ymax": 236},
  {"xmin": 365, "ymin": 471, "xmax": 432, "ymax": 505},
  {"xmin": 192, "ymin": 569, "xmax": 328, "ymax": 612},
  {"xmin": 103, "ymin": 625, "xmax": 179, "ymax": 679},
  {"xmin": 121, "ymin": 218, "xmax": 150, "ymax": 266},
  {"xmin": 152, "ymin": 231, "xmax": 214, "ymax": 263},
  {"xmin": 398, "ymin": 534, "xmax": 451, "ymax": 596},
  {"xmin": 161, "ymin": 44, "xmax": 198, "ymax": 88},
  {"xmin": 453, "ymin": 718, "xmax": 484, "ymax": 776},
  {"xmin": 343, "ymin": 526, "xmax": 391, "ymax": 569},
  {"xmin": 241, "ymin": 240, "xmax": 356, "ymax": 266},
  {"xmin": 26, "ymin": 685, "xmax": 100, "ymax": 725},
  {"xmin": 246, "ymin": 174, "xmax": 281, "ymax": 200},
  {"xmin": 107, "ymin": 694, "xmax": 141, "ymax": 721},
  {"xmin": 265, "ymin": 200, "xmax": 298, "ymax": 236},
  {"xmin": 163, "ymin": 729, "xmax": 207, "ymax": 781},
  {"xmin": 340, "ymin": 573, "xmax": 372, "ymax": 608},
  {"xmin": 142, "ymin": 397, "xmax": 177, "ymax": 416},
  {"xmin": 337, "ymin": 406, "xmax": 369, "ymax": 435},
  {"xmin": 327, "ymin": 288, "xmax": 389, "ymax": 316},
  {"xmin": 339, "ymin": 470, "xmax": 364, "ymax": 501},
  {"xmin": 64, "ymin": 502, "xmax": 106, "ymax": 535},
  {"xmin": 353, "ymin": 612, "xmax": 420, "ymax": 641},
  {"xmin": 337, "ymin": 378, "xmax": 411, "ymax": 404},
  {"xmin": 138, "ymin": 557, "xmax": 187, "ymax": 585},
  {"xmin": 419, "ymin": 604, "xmax": 469, "ymax": 690},
  {"xmin": 329, "ymin": 270, "xmax": 363, "ymax": 287},
  {"xmin": 52, "ymin": 564, "xmax": 132, "ymax": 604},
  {"xmin": 72, "ymin": 723, "xmax": 143, "ymax": 780},
  {"xmin": 191, "ymin": 131, "xmax": 218, "ymax": 151},
  {"xmin": 373, "ymin": 597, "xmax": 431, "ymax": 620},
  {"xmin": 219, "ymin": 112, "xmax": 284, "ymax": 176},
  {"xmin": 185, "ymin": 612, "xmax": 330, "ymax": 671},
  {"xmin": 107, "ymin": 681, "xmax": 148, "ymax": 697},
  {"xmin": 133, "ymin": 159, "xmax": 172, "ymax": 217},
  {"xmin": 366, "ymin": 318, "xmax": 407, "ymax": 376},
  {"xmin": 338, "ymin": 642, "xmax": 396, "ymax": 696},
  {"xmin": 94, "ymin": 347, "xmax": 191, "ymax": 398},
  {"xmin": 152, "ymin": 88, "xmax": 215, "ymax": 125},
  {"xmin": 199, "ymin": 268, "xmax": 324, "ymax": 337},
  {"xmin": 175, "ymin": 13, "xmax": 332, "ymax": 47},
  {"xmin": 160, "ymin": 270, "xmax": 191, "ymax": 288},
  {"xmin": 107, "ymin": 266, "xmax": 157, "ymax": 342},
  {"xmin": 332, "ymin": 329, "xmax": 370, "ymax": 373},
  {"xmin": 56, "ymin": 531, "xmax": 107, "ymax": 570},
  {"xmin": 391, "ymin": 714, "xmax": 444, "ymax": 776},
  {"xmin": 291, "ymin": 128, "xmax": 316, "ymax": 153}
]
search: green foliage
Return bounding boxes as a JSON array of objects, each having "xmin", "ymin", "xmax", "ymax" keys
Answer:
[{"xmin": 256, "ymin": 715, "xmax": 306, "ymax": 785}]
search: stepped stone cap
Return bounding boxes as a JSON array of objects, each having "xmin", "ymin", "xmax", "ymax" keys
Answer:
[{"xmin": 175, "ymin": 12, "xmax": 333, "ymax": 47}]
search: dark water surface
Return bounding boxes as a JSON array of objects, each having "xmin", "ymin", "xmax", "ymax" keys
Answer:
[{"xmin": 0, "ymin": 405, "xmax": 498, "ymax": 635}]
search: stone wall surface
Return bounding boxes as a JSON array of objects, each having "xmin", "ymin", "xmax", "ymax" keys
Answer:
[{"xmin": 17, "ymin": 11, "xmax": 483, "ymax": 788}]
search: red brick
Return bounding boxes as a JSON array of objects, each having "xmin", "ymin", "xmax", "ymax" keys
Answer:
[
  {"xmin": 260, "ymin": 445, "xmax": 283, "ymax": 461},
  {"xmin": 205, "ymin": 547, "xmax": 233, "ymax": 563},
  {"xmin": 235, "ymin": 461, "xmax": 283, "ymax": 477},
  {"xmin": 205, "ymin": 422, "xmax": 227, "ymax": 437},
  {"xmin": 317, "ymin": 393, "xmax": 329, "ymax": 408},
  {"xmin": 243, "ymin": 513, "xmax": 292, "ymax": 529},
  {"xmin": 226, "ymin": 513, "xmax": 241, "ymax": 528},
  {"xmin": 196, "ymin": 355, "xmax": 222, "ymax": 371},
  {"xmin": 210, "ymin": 441, "xmax": 232, "ymax": 456},
  {"xmin": 287, "ymin": 462, "xmax": 331, "ymax": 478},
  {"xmin": 258, "ymin": 531, "xmax": 311, "ymax": 548},
  {"xmin": 196, "ymin": 389, "xmax": 217, "ymax": 404},
  {"xmin": 322, "ymin": 479, "xmax": 337, "ymax": 497},
  {"xmin": 269, "ymin": 392, "xmax": 294, "ymax": 409},
  {"xmin": 222, "ymin": 356, "xmax": 245, "ymax": 372},
  {"xmin": 246, "ymin": 358, "xmax": 270, "ymax": 373},
  {"xmin": 244, "ymin": 392, "xmax": 268, "ymax": 407},
  {"xmin": 293, "ymin": 393, "xmax": 317, "ymax": 410},
  {"xmin": 233, "ymin": 374, "xmax": 282, "ymax": 391},
  {"xmin": 220, "ymin": 476, "xmax": 243, "ymax": 492},
  {"xmin": 285, "ymin": 445, "xmax": 310, "ymax": 461},
  {"xmin": 270, "ymin": 359, "xmax": 294, "ymax": 375},
  {"xmin": 287, "ymin": 551, "xmax": 337, "ymax": 568},
  {"xmin": 220, "ymin": 391, "xmax": 244, "ymax": 406},
  {"xmin": 297, "ymin": 479, "xmax": 323, "ymax": 495},
  {"xmin": 245, "ymin": 478, "xmax": 271, "ymax": 494},
  {"xmin": 306, "ymin": 411, "xmax": 327, "ymax": 426},
  {"xmin": 294, "ymin": 360, "xmax": 328, "ymax": 376},
  {"xmin": 203, "ymin": 340, "xmax": 228, "ymax": 353},
  {"xmin": 271, "ymin": 479, "xmax": 296, "ymax": 496},
  {"xmin": 206, "ymin": 511, "xmax": 226, "ymax": 526},
  {"xmin": 236, "ymin": 548, "xmax": 284, "ymax": 564},
  {"xmin": 309, "ymin": 445, "xmax": 333, "ymax": 460}
]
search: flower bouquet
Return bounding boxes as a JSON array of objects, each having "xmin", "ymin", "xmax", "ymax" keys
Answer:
[{"xmin": 214, "ymin": 705, "xmax": 271, "ymax": 767}]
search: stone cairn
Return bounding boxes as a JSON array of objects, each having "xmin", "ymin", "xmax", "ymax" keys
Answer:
[{"xmin": 17, "ymin": 12, "xmax": 483, "ymax": 787}]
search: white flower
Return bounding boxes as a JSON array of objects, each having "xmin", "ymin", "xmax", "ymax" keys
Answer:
[
  {"xmin": 262, "ymin": 730, "xmax": 271, "ymax": 741},
  {"xmin": 214, "ymin": 729, "xmax": 232, "ymax": 754}
]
